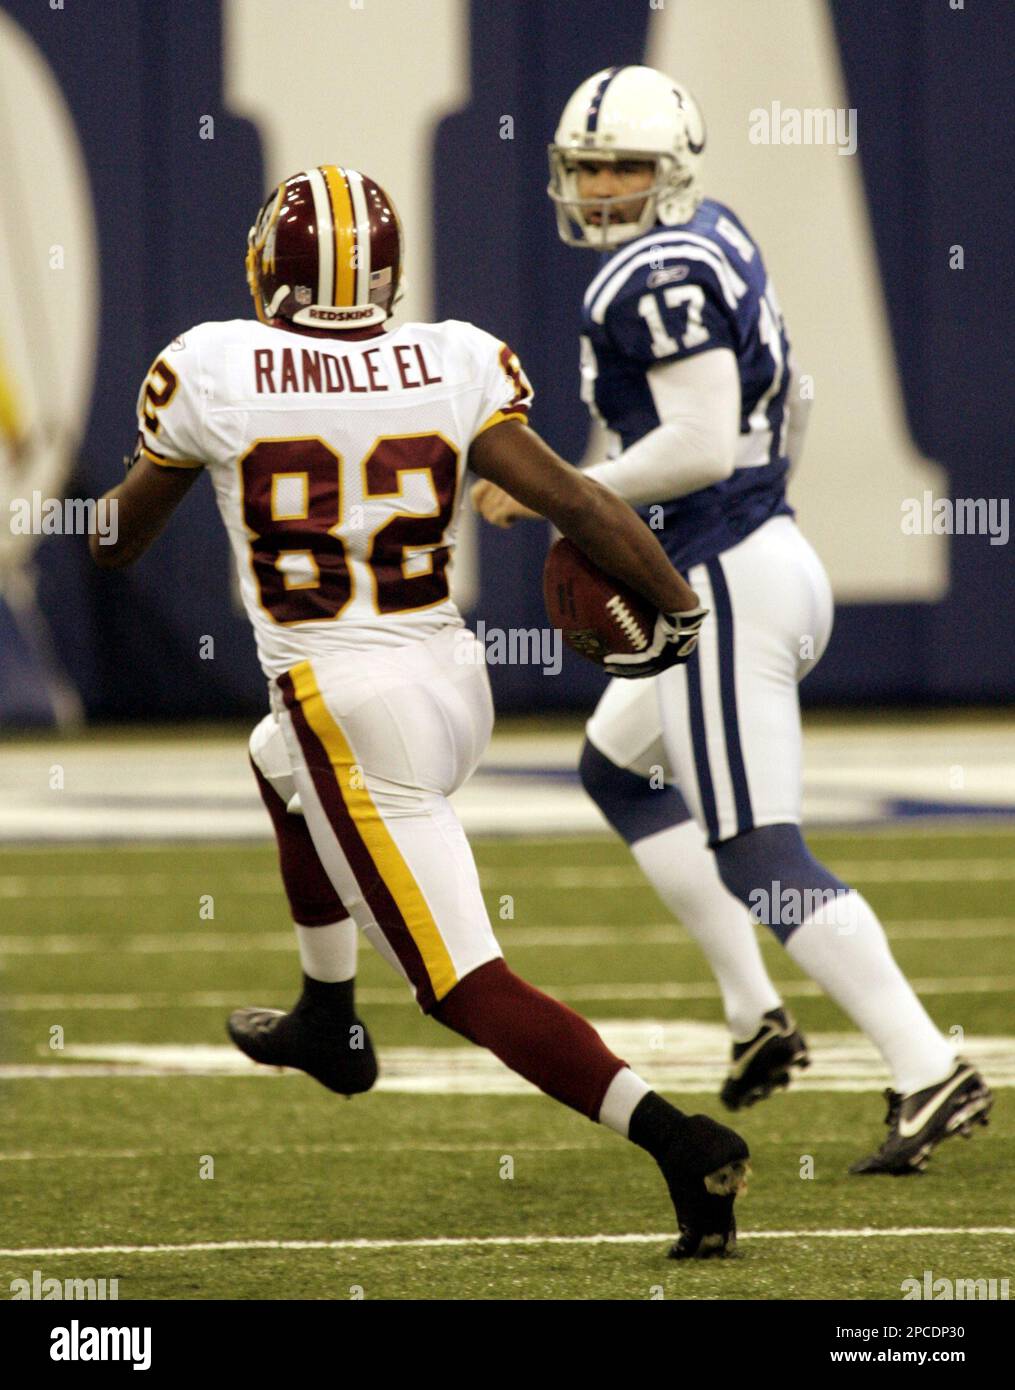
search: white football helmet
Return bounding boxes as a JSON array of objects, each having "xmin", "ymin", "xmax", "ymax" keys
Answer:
[{"xmin": 548, "ymin": 65, "xmax": 706, "ymax": 250}]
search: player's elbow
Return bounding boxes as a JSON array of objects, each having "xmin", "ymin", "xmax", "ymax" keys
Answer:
[
  {"xmin": 689, "ymin": 418, "xmax": 737, "ymax": 488},
  {"xmin": 647, "ymin": 424, "xmax": 735, "ymax": 503},
  {"xmin": 542, "ymin": 472, "xmax": 613, "ymax": 542},
  {"xmin": 89, "ymin": 531, "xmax": 116, "ymax": 568},
  {"xmin": 89, "ymin": 531, "xmax": 135, "ymax": 569},
  {"xmin": 565, "ymin": 474, "xmax": 618, "ymax": 531}
]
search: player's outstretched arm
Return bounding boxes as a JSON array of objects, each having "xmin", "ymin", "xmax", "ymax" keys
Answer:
[
  {"xmin": 469, "ymin": 418, "xmax": 698, "ymax": 615},
  {"xmin": 89, "ymin": 457, "xmax": 202, "ymax": 569}
]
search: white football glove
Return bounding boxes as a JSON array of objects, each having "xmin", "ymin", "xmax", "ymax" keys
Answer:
[{"xmin": 603, "ymin": 605, "xmax": 709, "ymax": 680}]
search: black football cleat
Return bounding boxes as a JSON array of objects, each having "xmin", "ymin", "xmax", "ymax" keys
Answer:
[
  {"xmin": 720, "ymin": 1007, "xmax": 810, "ymax": 1111},
  {"xmin": 658, "ymin": 1114, "xmax": 751, "ymax": 1260},
  {"xmin": 849, "ymin": 1060, "xmax": 992, "ymax": 1175},
  {"xmin": 227, "ymin": 1000, "xmax": 378, "ymax": 1097}
]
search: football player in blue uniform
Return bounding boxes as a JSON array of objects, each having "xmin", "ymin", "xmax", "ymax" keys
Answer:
[{"xmin": 474, "ymin": 65, "xmax": 991, "ymax": 1173}]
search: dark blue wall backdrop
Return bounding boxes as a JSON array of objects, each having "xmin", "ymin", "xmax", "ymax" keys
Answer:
[{"xmin": 2, "ymin": 0, "xmax": 1011, "ymax": 721}]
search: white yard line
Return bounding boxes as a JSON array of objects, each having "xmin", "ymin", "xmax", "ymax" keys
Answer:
[
  {"xmin": 0, "ymin": 857, "xmax": 1013, "ymax": 900},
  {"xmin": 877, "ymin": 920, "xmax": 1015, "ymax": 940},
  {"xmin": 4, "ymin": 1027, "xmax": 1013, "ymax": 1090},
  {"xmin": 4, "ymin": 975, "xmax": 1015, "ymax": 1011},
  {"xmin": 0, "ymin": 873, "xmax": 280, "ymax": 899},
  {"xmin": 0, "ymin": 1141, "xmax": 593, "ymax": 1163},
  {"xmin": 542, "ymin": 977, "xmax": 1015, "ymax": 1002},
  {"xmin": 535, "ymin": 862, "xmax": 1015, "ymax": 888},
  {"xmin": 1, "ymin": 918, "xmax": 1011, "ymax": 955},
  {"xmin": 1, "ymin": 1227, "xmax": 1012, "ymax": 1259}
]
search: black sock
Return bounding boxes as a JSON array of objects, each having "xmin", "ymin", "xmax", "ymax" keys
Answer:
[
  {"xmin": 628, "ymin": 1092, "xmax": 688, "ymax": 1161},
  {"xmin": 299, "ymin": 974, "xmax": 355, "ymax": 1014}
]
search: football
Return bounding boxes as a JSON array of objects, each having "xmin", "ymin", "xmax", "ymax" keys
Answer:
[{"xmin": 542, "ymin": 537, "xmax": 656, "ymax": 665}]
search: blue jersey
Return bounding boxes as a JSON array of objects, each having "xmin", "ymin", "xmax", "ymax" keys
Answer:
[{"xmin": 580, "ymin": 198, "xmax": 794, "ymax": 571}]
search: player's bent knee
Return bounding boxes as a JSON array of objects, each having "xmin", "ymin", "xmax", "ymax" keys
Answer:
[
  {"xmin": 249, "ymin": 714, "xmax": 298, "ymax": 808},
  {"xmin": 713, "ymin": 823, "xmax": 848, "ymax": 944},
  {"xmin": 432, "ymin": 958, "xmax": 505, "ymax": 1042},
  {"xmin": 251, "ymin": 756, "xmax": 349, "ymax": 925},
  {"xmin": 578, "ymin": 738, "xmax": 690, "ymax": 844}
]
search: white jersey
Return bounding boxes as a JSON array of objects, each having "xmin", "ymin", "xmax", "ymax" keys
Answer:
[{"xmin": 134, "ymin": 317, "xmax": 532, "ymax": 677}]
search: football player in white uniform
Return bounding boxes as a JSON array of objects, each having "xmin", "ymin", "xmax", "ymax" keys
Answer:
[
  {"xmin": 473, "ymin": 68, "xmax": 992, "ymax": 1174},
  {"xmin": 92, "ymin": 165, "xmax": 747, "ymax": 1257}
]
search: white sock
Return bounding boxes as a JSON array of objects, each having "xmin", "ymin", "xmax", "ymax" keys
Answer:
[
  {"xmin": 785, "ymin": 891, "xmax": 955, "ymax": 1093},
  {"xmin": 296, "ymin": 917, "xmax": 357, "ymax": 983},
  {"xmin": 598, "ymin": 1067, "xmax": 652, "ymax": 1136},
  {"xmin": 632, "ymin": 822, "xmax": 782, "ymax": 1039}
]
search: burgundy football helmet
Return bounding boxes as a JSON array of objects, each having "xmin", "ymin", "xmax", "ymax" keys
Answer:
[{"xmin": 245, "ymin": 166, "xmax": 404, "ymax": 329}]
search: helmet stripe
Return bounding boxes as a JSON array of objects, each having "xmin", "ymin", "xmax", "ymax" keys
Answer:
[
  {"xmin": 304, "ymin": 167, "xmax": 334, "ymax": 307},
  {"xmin": 585, "ymin": 66, "xmax": 622, "ymax": 134},
  {"xmin": 321, "ymin": 165, "xmax": 357, "ymax": 307},
  {"xmin": 345, "ymin": 167, "xmax": 371, "ymax": 307}
]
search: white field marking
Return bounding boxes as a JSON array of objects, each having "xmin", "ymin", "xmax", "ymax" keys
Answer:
[
  {"xmin": 0, "ymin": 1141, "xmax": 592, "ymax": 1163},
  {"xmin": 2, "ymin": 1066, "xmax": 265, "ymax": 1079},
  {"xmin": 4, "ymin": 975, "xmax": 1015, "ymax": 1012},
  {"xmin": 1, "ymin": 1227, "xmax": 1013, "ymax": 1260},
  {"xmin": 1, "ymin": 918, "xmax": 1011, "ymax": 957},
  {"xmin": 788, "ymin": 822, "xmax": 1015, "ymax": 839},
  {"xmin": 0, "ymin": 932, "xmax": 296, "ymax": 955},
  {"xmin": 877, "ymin": 919, "xmax": 1015, "ymax": 940},
  {"xmin": 0, "ymin": 991, "xmax": 264, "ymax": 1011},
  {"xmin": 6, "ymin": 1026, "xmax": 1014, "ymax": 1091},
  {"xmin": 533, "ymin": 861, "xmax": 1015, "ymax": 888},
  {"xmin": 538, "ymin": 977, "xmax": 1015, "ymax": 1003},
  {"xmin": 0, "ymin": 856, "xmax": 1012, "ymax": 900},
  {"xmin": 0, "ymin": 872, "xmax": 280, "ymax": 899},
  {"xmin": 3, "ymin": 820, "xmax": 1013, "ymax": 856},
  {"xmin": 503, "ymin": 920, "xmax": 1015, "ymax": 944}
]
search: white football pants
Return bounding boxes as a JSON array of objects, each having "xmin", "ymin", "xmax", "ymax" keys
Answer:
[
  {"xmin": 588, "ymin": 516, "xmax": 834, "ymax": 844},
  {"xmin": 269, "ymin": 625, "xmax": 503, "ymax": 1011}
]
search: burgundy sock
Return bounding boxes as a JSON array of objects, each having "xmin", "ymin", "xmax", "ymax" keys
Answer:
[
  {"xmin": 433, "ymin": 959, "xmax": 627, "ymax": 1120},
  {"xmin": 251, "ymin": 758, "xmax": 348, "ymax": 927}
]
